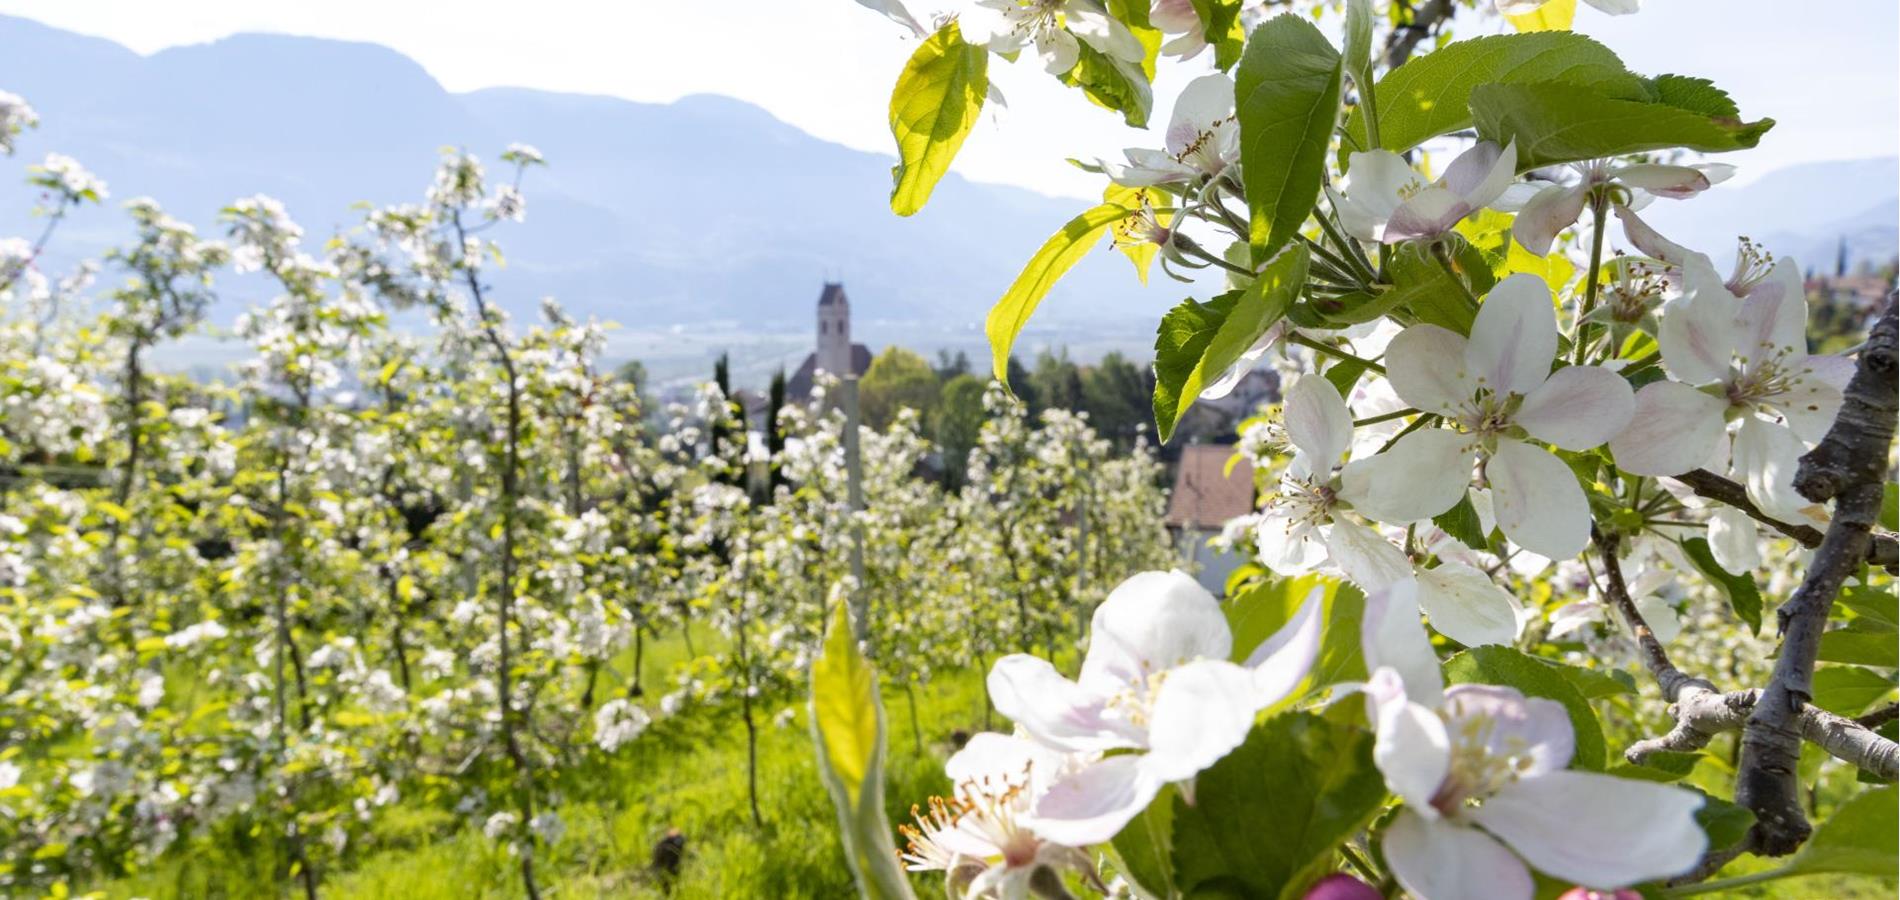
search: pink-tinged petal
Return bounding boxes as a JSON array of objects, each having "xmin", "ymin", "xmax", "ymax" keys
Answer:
[
  {"xmin": 1734, "ymin": 258, "xmax": 1808, "ymax": 361},
  {"xmin": 1488, "ymin": 440, "xmax": 1590, "ymax": 559},
  {"xmin": 1362, "ymin": 580, "xmax": 1445, "ymax": 703},
  {"xmin": 988, "ymin": 655, "xmax": 1136, "ymax": 752},
  {"xmin": 1025, "ymin": 754, "xmax": 1164, "ymax": 846},
  {"xmin": 1516, "ymin": 365, "xmax": 1634, "ymax": 450},
  {"xmin": 1608, "ymin": 381, "xmax": 1728, "ymax": 476},
  {"xmin": 1442, "ymin": 684, "xmax": 1575, "ymax": 775},
  {"xmin": 1302, "ymin": 873, "xmax": 1383, "ymax": 900},
  {"xmin": 1732, "ymin": 417, "xmax": 1809, "ymax": 524},
  {"xmin": 1339, "ymin": 429, "xmax": 1475, "ymax": 524},
  {"xmin": 1469, "ymin": 273, "xmax": 1561, "ymax": 397},
  {"xmin": 1164, "ymin": 74, "xmax": 1236, "ymax": 155},
  {"xmin": 1511, "ymin": 184, "xmax": 1589, "ymax": 257},
  {"xmin": 1767, "ymin": 366, "xmax": 1844, "ymax": 444},
  {"xmin": 1244, "ymin": 584, "xmax": 1324, "ymax": 704},
  {"xmin": 1707, "ymin": 507, "xmax": 1761, "ymax": 574},
  {"xmin": 1327, "ymin": 185, "xmax": 1386, "ymax": 243},
  {"xmin": 1471, "ymin": 771, "xmax": 1706, "ymax": 888},
  {"xmin": 1415, "ymin": 563, "xmax": 1524, "ymax": 647},
  {"xmin": 1614, "ymin": 202, "xmax": 1694, "ymax": 268},
  {"xmin": 1658, "ymin": 257, "xmax": 1741, "ymax": 384},
  {"xmin": 1285, "ymin": 375, "xmax": 1354, "ymax": 469},
  {"xmin": 1385, "ymin": 810, "xmax": 1536, "ymax": 900},
  {"xmin": 1143, "ymin": 659, "xmax": 1260, "ymax": 782},
  {"xmin": 1613, "ymin": 164, "xmax": 1710, "ymax": 198},
  {"xmin": 1386, "ymin": 324, "xmax": 1476, "ymax": 414},
  {"xmin": 1068, "ymin": 6, "xmax": 1146, "ymax": 64},
  {"xmin": 1326, "ymin": 519, "xmax": 1414, "ymax": 592},
  {"xmin": 1442, "ymin": 140, "xmax": 1518, "ymax": 208},
  {"xmin": 1342, "ymin": 151, "xmax": 1425, "ymax": 219},
  {"xmin": 1385, "ymin": 187, "xmax": 1470, "ymax": 242},
  {"xmin": 1491, "ymin": 180, "xmax": 1544, "ymax": 214}
]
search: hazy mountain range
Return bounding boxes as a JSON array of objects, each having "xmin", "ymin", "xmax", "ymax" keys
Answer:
[{"xmin": 1, "ymin": 14, "xmax": 1893, "ymax": 381}]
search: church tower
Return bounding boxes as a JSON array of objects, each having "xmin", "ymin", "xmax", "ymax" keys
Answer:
[{"xmin": 816, "ymin": 282, "xmax": 851, "ymax": 377}]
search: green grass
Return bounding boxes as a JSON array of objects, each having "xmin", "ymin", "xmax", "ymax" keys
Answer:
[
  {"xmin": 87, "ymin": 628, "xmax": 1894, "ymax": 899},
  {"xmin": 93, "ymin": 626, "xmax": 993, "ymax": 899}
]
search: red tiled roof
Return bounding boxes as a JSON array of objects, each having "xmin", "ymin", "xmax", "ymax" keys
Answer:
[{"xmin": 1166, "ymin": 445, "xmax": 1255, "ymax": 529}]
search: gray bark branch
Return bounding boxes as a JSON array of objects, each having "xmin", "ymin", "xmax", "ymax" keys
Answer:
[{"xmin": 1736, "ymin": 296, "xmax": 1898, "ymax": 856}]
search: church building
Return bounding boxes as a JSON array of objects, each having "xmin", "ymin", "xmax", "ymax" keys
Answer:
[{"xmin": 786, "ymin": 281, "xmax": 872, "ymax": 400}]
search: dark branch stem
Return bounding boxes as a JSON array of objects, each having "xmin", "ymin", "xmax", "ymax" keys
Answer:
[
  {"xmin": 1736, "ymin": 296, "xmax": 1898, "ymax": 857},
  {"xmin": 1856, "ymin": 702, "xmax": 1899, "ymax": 730},
  {"xmin": 1669, "ymin": 469, "xmax": 1897, "ymax": 573}
]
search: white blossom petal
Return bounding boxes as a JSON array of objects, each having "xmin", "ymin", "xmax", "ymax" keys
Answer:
[
  {"xmin": 1243, "ymin": 584, "xmax": 1324, "ymax": 705},
  {"xmin": 1488, "ymin": 440, "xmax": 1590, "ymax": 559},
  {"xmin": 1340, "ymin": 429, "xmax": 1474, "ymax": 524},
  {"xmin": 1386, "ymin": 325, "xmax": 1476, "ymax": 414},
  {"xmin": 1707, "ymin": 507, "xmax": 1762, "ymax": 574},
  {"xmin": 1470, "ymin": 771, "xmax": 1706, "ymax": 889},
  {"xmin": 1385, "ymin": 811, "xmax": 1535, "ymax": 900},
  {"xmin": 1415, "ymin": 563, "xmax": 1524, "ymax": 647},
  {"xmin": 987, "ymin": 655, "xmax": 1135, "ymax": 752},
  {"xmin": 1660, "ymin": 258, "xmax": 1743, "ymax": 384},
  {"xmin": 1442, "ymin": 684, "xmax": 1574, "ymax": 775},
  {"xmin": 1142, "ymin": 659, "xmax": 1260, "ymax": 782},
  {"xmin": 1468, "ymin": 274, "xmax": 1559, "ymax": 397},
  {"xmin": 1026, "ymin": 754, "xmax": 1164, "ymax": 846},
  {"xmin": 1609, "ymin": 381, "xmax": 1728, "ymax": 476},
  {"xmin": 1515, "ymin": 365, "xmax": 1634, "ymax": 450},
  {"xmin": 1511, "ymin": 183, "xmax": 1589, "ymax": 257},
  {"xmin": 1285, "ymin": 375, "xmax": 1354, "ymax": 469},
  {"xmin": 1326, "ymin": 519, "xmax": 1414, "ymax": 591},
  {"xmin": 1362, "ymin": 580, "xmax": 1445, "ymax": 702},
  {"xmin": 1732, "ymin": 417, "xmax": 1810, "ymax": 524},
  {"xmin": 1080, "ymin": 571, "xmax": 1232, "ymax": 694}
]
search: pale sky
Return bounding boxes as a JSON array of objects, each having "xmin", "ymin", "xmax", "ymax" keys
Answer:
[{"xmin": 2, "ymin": 0, "xmax": 1895, "ymax": 199}]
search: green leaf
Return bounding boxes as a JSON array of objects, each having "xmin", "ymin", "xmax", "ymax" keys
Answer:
[
  {"xmin": 1223, "ymin": 573, "xmax": 1353, "ymax": 704},
  {"xmin": 1839, "ymin": 583, "xmax": 1898, "ymax": 631},
  {"xmin": 1471, "ymin": 80, "xmax": 1774, "ymax": 171},
  {"xmin": 1236, "ymin": 14, "xmax": 1341, "ymax": 264},
  {"xmin": 1322, "ymin": 357, "xmax": 1367, "ymax": 398},
  {"xmin": 1169, "ymin": 714, "xmax": 1386, "ymax": 899},
  {"xmin": 985, "ymin": 203, "xmax": 1131, "ymax": 385},
  {"xmin": 1152, "ymin": 245, "xmax": 1309, "ymax": 442},
  {"xmin": 1110, "ymin": 784, "xmax": 1179, "ymax": 899},
  {"xmin": 1817, "ymin": 627, "xmax": 1899, "ymax": 668},
  {"xmin": 1432, "ymin": 492, "xmax": 1487, "ymax": 551},
  {"xmin": 1541, "ymin": 658, "xmax": 1637, "ymax": 700},
  {"xmin": 1341, "ymin": 32, "xmax": 1639, "ymax": 162},
  {"xmin": 1680, "ymin": 537, "xmax": 1762, "ymax": 635},
  {"xmin": 1785, "ymin": 786, "xmax": 1898, "ymax": 878},
  {"xmin": 809, "ymin": 600, "xmax": 914, "ymax": 900},
  {"xmin": 1811, "ymin": 666, "xmax": 1896, "ymax": 717},
  {"xmin": 1189, "ymin": 0, "xmax": 1246, "ymax": 70},
  {"xmin": 1313, "ymin": 580, "xmax": 1368, "ymax": 689},
  {"xmin": 1060, "ymin": 38, "xmax": 1153, "ymax": 127},
  {"xmin": 1607, "ymin": 750, "xmax": 1704, "ymax": 783},
  {"xmin": 887, "ymin": 21, "xmax": 987, "ymax": 216},
  {"xmin": 1314, "ymin": 239, "xmax": 1486, "ymax": 332},
  {"xmin": 1342, "ymin": 0, "xmax": 1373, "ymax": 91},
  {"xmin": 1443, "ymin": 645, "xmax": 1607, "ymax": 770},
  {"xmin": 1693, "ymin": 790, "xmax": 1757, "ymax": 851}
]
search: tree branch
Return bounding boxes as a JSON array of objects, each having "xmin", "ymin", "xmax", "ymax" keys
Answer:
[
  {"xmin": 1592, "ymin": 529, "xmax": 1710, "ymax": 702},
  {"xmin": 1382, "ymin": 0, "xmax": 1454, "ymax": 70},
  {"xmin": 1856, "ymin": 702, "xmax": 1899, "ymax": 730},
  {"xmin": 1625, "ymin": 686, "xmax": 1896, "ymax": 780},
  {"xmin": 1669, "ymin": 468, "xmax": 1897, "ymax": 573},
  {"xmin": 1736, "ymin": 297, "xmax": 1899, "ymax": 857}
]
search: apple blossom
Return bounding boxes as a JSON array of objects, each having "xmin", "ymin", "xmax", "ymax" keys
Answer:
[
  {"xmin": 1328, "ymin": 141, "xmax": 1517, "ymax": 244},
  {"xmin": 0, "ymin": 90, "xmax": 36, "ymax": 156},
  {"xmin": 962, "ymin": 0, "xmax": 1145, "ymax": 75},
  {"xmin": 1100, "ymin": 73, "xmax": 1237, "ymax": 188},
  {"xmin": 1609, "ymin": 248, "xmax": 1852, "ymax": 524},
  {"xmin": 1340, "ymin": 274, "xmax": 1635, "ymax": 559},
  {"xmin": 1149, "ymin": 0, "xmax": 1209, "ymax": 60},
  {"xmin": 1505, "ymin": 159, "xmax": 1732, "ymax": 261},
  {"xmin": 899, "ymin": 732, "xmax": 1100, "ymax": 898},
  {"xmin": 1361, "ymin": 587, "xmax": 1706, "ymax": 900},
  {"xmin": 986, "ymin": 570, "xmax": 1323, "ymax": 845}
]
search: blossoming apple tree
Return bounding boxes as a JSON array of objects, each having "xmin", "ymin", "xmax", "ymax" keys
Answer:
[{"xmin": 825, "ymin": 1, "xmax": 1898, "ymax": 898}]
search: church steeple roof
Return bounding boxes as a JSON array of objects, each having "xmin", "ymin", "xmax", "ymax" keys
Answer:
[{"xmin": 818, "ymin": 282, "xmax": 848, "ymax": 307}]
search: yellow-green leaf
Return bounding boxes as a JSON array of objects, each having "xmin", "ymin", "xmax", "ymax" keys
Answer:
[
  {"xmin": 809, "ymin": 599, "xmax": 913, "ymax": 899},
  {"xmin": 888, "ymin": 20, "xmax": 988, "ymax": 216},
  {"xmin": 1104, "ymin": 183, "xmax": 1168, "ymax": 285},
  {"xmin": 986, "ymin": 203, "xmax": 1130, "ymax": 384}
]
